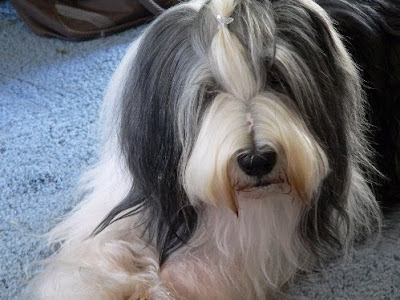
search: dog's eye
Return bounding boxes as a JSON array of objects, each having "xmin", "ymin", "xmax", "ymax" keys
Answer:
[
  {"xmin": 266, "ymin": 66, "xmax": 297, "ymax": 105},
  {"xmin": 268, "ymin": 67, "xmax": 287, "ymax": 92},
  {"xmin": 268, "ymin": 71, "xmax": 281, "ymax": 89}
]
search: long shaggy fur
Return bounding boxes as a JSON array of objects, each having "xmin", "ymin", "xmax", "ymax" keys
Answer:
[{"xmin": 25, "ymin": 0, "xmax": 400, "ymax": 299}]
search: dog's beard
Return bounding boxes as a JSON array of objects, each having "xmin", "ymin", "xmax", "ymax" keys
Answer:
[{"xmin": 184, "ymin": 91, "xmax": 329, "ymax": 213}]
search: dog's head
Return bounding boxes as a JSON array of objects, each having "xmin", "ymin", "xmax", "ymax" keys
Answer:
[{"xmin": 98, "ymin": 0, "xmax": 379, "ymax": 262}]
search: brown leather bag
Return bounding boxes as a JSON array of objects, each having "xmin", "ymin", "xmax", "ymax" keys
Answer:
[{"xmin": 10, "ymin": 0, "xmax": 178, "ymax": 41}]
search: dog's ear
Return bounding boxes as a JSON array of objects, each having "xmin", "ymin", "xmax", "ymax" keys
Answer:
[
  {"xmin": 119, "ymin": 7, "xmax": 198, "ymax": 195},
  {"xmin": 265, "ymin": 0, "xmax": 375, "ymax": 255},
  {"xmin": 94, "ymin": 7, "xmax": 201, "ymax": 263}
]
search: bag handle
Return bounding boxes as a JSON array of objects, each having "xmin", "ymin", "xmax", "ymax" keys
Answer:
[{"xmin": 138, "ymin": 0, "xmax": 166, "ymax": 15}]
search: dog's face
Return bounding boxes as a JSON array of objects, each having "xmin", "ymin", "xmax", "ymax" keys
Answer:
[
  {"xmin": 101, "ymin": 0, "xmax": 376, "ymax": 262},
  {"xmin": 184, "ymin": 90, "xmax": 329, "ymax": 213},
  {"xmin": 183, "ymin": 1, "xmax": 339, "ymax": 214}
]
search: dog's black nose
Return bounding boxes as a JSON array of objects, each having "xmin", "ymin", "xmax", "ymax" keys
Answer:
[{"xmin": 238, "ymin": 150, "xmax": 277, "ymax": 177}]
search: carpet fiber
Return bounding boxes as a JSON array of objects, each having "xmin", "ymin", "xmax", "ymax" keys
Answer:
[{"xmin": 1, "ymin": 1, "xmax": 399, "ymax": 299}]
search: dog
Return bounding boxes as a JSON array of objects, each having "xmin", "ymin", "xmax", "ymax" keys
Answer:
[{"xmin": 25, "ymin": 0, "xmax": 400, "ymax": 298}]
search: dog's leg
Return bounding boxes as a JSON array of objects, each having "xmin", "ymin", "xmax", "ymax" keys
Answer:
[
  {"xmin": 23, "ymin": 157, "xmax": 166, "ymax": 298},
  {"xmin": 27, "ymin": 221, "xmax": 170, "ymax": 299},
  {"xmin": 24, "ymin": 147, "xmax": 177, "ymax": 299}
]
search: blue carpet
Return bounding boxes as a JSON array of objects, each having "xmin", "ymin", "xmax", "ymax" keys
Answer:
[
  {"xmin": 0, "ymin": 2, "xmax": 145, "ymax": 298},
  {"xmin": 0, "ymin": 1, "xmax": 399, "ymax": 299}
]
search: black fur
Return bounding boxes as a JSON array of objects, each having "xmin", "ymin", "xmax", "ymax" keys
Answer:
[
  {"xmin": 318, "ymin": 0, "xmax": 400, "ymax": 212},
  {"xmin": 94, "ymin": 8, "xmax": 201, "ymax": 263}
]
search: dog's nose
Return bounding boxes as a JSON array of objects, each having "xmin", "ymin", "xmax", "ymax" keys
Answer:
[{"xmin": 237, "ymin": 150, "xmax": 277, "ymax": 177}]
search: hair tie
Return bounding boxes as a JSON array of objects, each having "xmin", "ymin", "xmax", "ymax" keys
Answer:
[{"xmin": 216, "ymin": 14, "xmax": 234, "ymax": 29}]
